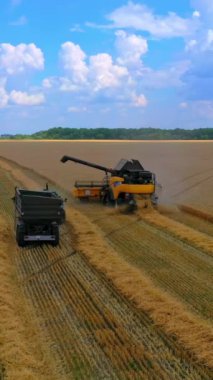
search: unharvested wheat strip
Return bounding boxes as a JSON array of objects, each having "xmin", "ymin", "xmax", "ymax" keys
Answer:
[
  {"xmin": 140, "ymin": 210, "xmax": 213, "ymax": 256},
  {"xmin": 65, "ymin": 208, "xmax": 213, "ymax": 368}
]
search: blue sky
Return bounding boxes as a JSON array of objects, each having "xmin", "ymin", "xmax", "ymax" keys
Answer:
[{"xmin": 0, "ymin": 0, "xmax": 213, "ymax": 133}]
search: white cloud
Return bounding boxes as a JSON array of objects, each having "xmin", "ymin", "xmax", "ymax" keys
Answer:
[
  {"xmin": 185, "ymin": 29, "xmax": 213, "ymax": 52},
  {"xmin": 139, "ymin": 61, "xmax": 190, "ymax": 89},
  {"xmin": 56, "ymin": 37, "xmax": 188, "ymax": 109},
  {"xmin": 192, "ymin": 11, "xmax": 200, "ymax": 18},
  {"xmin": 107, "ymin": 2, "xmax": 196, "ymax": 38},
  {"xmin": 0, "ymin": 78, "xmax": 9, "ymax": 108},
  {"xmin": 132, "ymin": 93, "xmax": 148, "ymax": 107},
  {"xmin": 59, "ymin": 77, "xmax": 79, "ymax": 92},
  {"xmin": 70, "ymin": 24, "xmax": 83, "ymax": 33},
  {"xmin": 89, "ymin": 53, "xmax": 128, "ymax": 91},
  {"xmin": 10, "ymin": 90, "xmax": 45, "ymax": 105},
  {"xmin": 191, "ymin": 0, "xmax": 213, "ymax": 16},
  {"xmin": 115, "ymin": 30, "xmax": 148, "ymax": 68},
  {"xmin": 185, "ymin": 39, "xmax": 198, "ymax": 51},
  {"xmin": 60, "ymin": 41, "xmax": 88, "ymax": 83},
  {"xmin": 204, "ymin": 29, "xmax": 213, "ymax": 50},
  {"xmin": 0, "ymin": 43, "xmax": 44, "ymax": 74},
  {"xmin": 42, "ymin": 78, "xmax": 53, "ymax": 89},
  {"xmin": 60, "ymin": 41, "xmax": 129, "ymax": 93}
]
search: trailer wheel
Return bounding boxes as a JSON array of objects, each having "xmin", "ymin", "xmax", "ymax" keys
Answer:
[
  {"xmin": 16, "ymin": 224, "xmax": 26, "ymax": 247},
  {"xmin": 52, "ymin": 224, "xmax": 59, "ymax": 246}
]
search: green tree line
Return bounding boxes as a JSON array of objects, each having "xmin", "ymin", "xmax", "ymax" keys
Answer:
[{"xmin": 1, "ymin": 127, "xmax": 213, "ymax": 140}]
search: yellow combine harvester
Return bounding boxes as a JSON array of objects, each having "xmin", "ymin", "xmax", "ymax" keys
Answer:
[{"xmin": 61, "ymin": 155, "xmax": 158, "ymax": 208}]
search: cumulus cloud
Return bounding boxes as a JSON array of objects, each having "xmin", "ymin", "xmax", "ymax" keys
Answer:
[
  {"xmin": 56, "ymin": 36, "xmax": 189, "ymax": 108},
  {"xmin": 59, "ymin": 41, "xmax": 129, "ymax": 94},
  {"xmin": 0, "ymin": 43, "xmax": 44, "ymax": 74},
  {"xmin": 192, "ymin": 11, "xmax": 200, "ymax": 18},
  {"xmin": 107, "ymin": 2, "xmax": 197, "ymax": 38},
  {"xmin": 0, "ymin": 78, "xmax": 9, "ymax": 108},
  {"xmin": 191, "ymin": 0, "xmax": 213, "ymax": 17},
  {"xmin": 42, "ymin": 78, "xmax": 53, "ymax": 89},
  {"xmin": 186, "ymin": 29, "xmax": 213, "ymax": 52},
  {"xmin": 185, "ymin": 39, "xmax": 198, "ymax": 51},
  {"xmin": 178, "ymin": 1, "xmax": 213, "ymax": 105},
  {"xmin": 182, "ymin": 2, "xmax": 213, "ymax": 101},
  {"xmin": 89, "ymin": 53, "xmax": 128, "ymax": 91},
  {"xmin": 10, "ymin": 90, "xmax": 45, "ymax": 105},
  {"xmin": 59, "ymin": 77, "xmax": 80, "ymax": 92},
  {"xmin": 60, "ymin": 41, "xmax": 88, "ymax": 83},
  {"xmin": 132, "ymin": 93, "xmax": 148, "ymax": 107},
  {"xmin": 115, "ymin": 30, "xmax": 148, "ymax": 69},
  {"xmin": 204, "ymin": 29, "xmax": 213, "ymax": 50}
]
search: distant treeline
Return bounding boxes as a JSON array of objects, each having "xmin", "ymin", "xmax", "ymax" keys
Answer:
[{"xmin": 1, "ymin": 127, "xmax": 213, "ymax": 140}]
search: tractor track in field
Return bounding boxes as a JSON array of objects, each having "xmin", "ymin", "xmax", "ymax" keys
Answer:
[
  {"xmin": 0, "ymin": 159, "xmax": 212, "ymax": 379},
  {"xmin": 168, "ymin": 167, "xmax": 213, "ymax": 199}
]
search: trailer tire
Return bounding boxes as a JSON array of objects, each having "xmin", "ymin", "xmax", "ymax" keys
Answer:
[
  {"xmin": 52, "ymin": 224, "xmax": 59, "ymax": 246},
  {"xmin": 16, "ymin": 224, "xmax": 26, "ymax": 247}
]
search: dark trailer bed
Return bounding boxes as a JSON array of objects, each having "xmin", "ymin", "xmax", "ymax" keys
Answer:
[{"xmin": 14, "ymin": 188, "xmax": 65, "ymax": 246}]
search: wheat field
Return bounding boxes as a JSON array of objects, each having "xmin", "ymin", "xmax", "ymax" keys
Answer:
[{"xmin": 0, "ymin": 140, "xmax": 212, "ymax": 379}]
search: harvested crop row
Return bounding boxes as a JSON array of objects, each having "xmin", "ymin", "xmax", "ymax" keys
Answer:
[
  {"xmin": 72, "ymin": 202, "xmax": 213, "ymax": 320},
  {"xmin": 65, "ymin": 207, "xmax": 213, "ymax": 368},
  {"xmin": 0, "ymin": 214, "xmax": 58, "ymax": 380},
  {"xmin": 0, "ymin": 161, "xmax": 212, "ymax": 378},
  {"xmin": 0, "ymin": 157, "xmax": 213, "ymax": 378},
  {"xmin": 0, "ymin": 173, "xmax": 206, "ymax": 379},
  {"xmin": 139, "ymin": 209, "xmax": 213, "ymax": 256},
  {"xmin": 157, "ymin": 204, "xmax": 213, "ymax": 237}
]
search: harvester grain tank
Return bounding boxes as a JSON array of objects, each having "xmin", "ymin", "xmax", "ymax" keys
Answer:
[{"xmin": 61, "ymin": 155, "xmax": 158, "ymax": 207}]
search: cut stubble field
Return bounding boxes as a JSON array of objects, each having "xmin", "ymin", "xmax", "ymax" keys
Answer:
[{"xmin": 0, "ymin": 140, "xmax": 212, "ymax": 379}]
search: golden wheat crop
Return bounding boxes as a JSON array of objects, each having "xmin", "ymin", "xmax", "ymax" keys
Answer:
[{"xmin": 0, "ymin": 148, "xmax": 212, "ymax": 379}]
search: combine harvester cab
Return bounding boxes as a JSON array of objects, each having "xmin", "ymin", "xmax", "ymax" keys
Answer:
[
  {"xmin": 14, "ymin": 187, "xmax": 66, "ymax": 247},
  {"xmin": 61, "ymin": 155, "xmax": 158, "ymax": 208}
]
